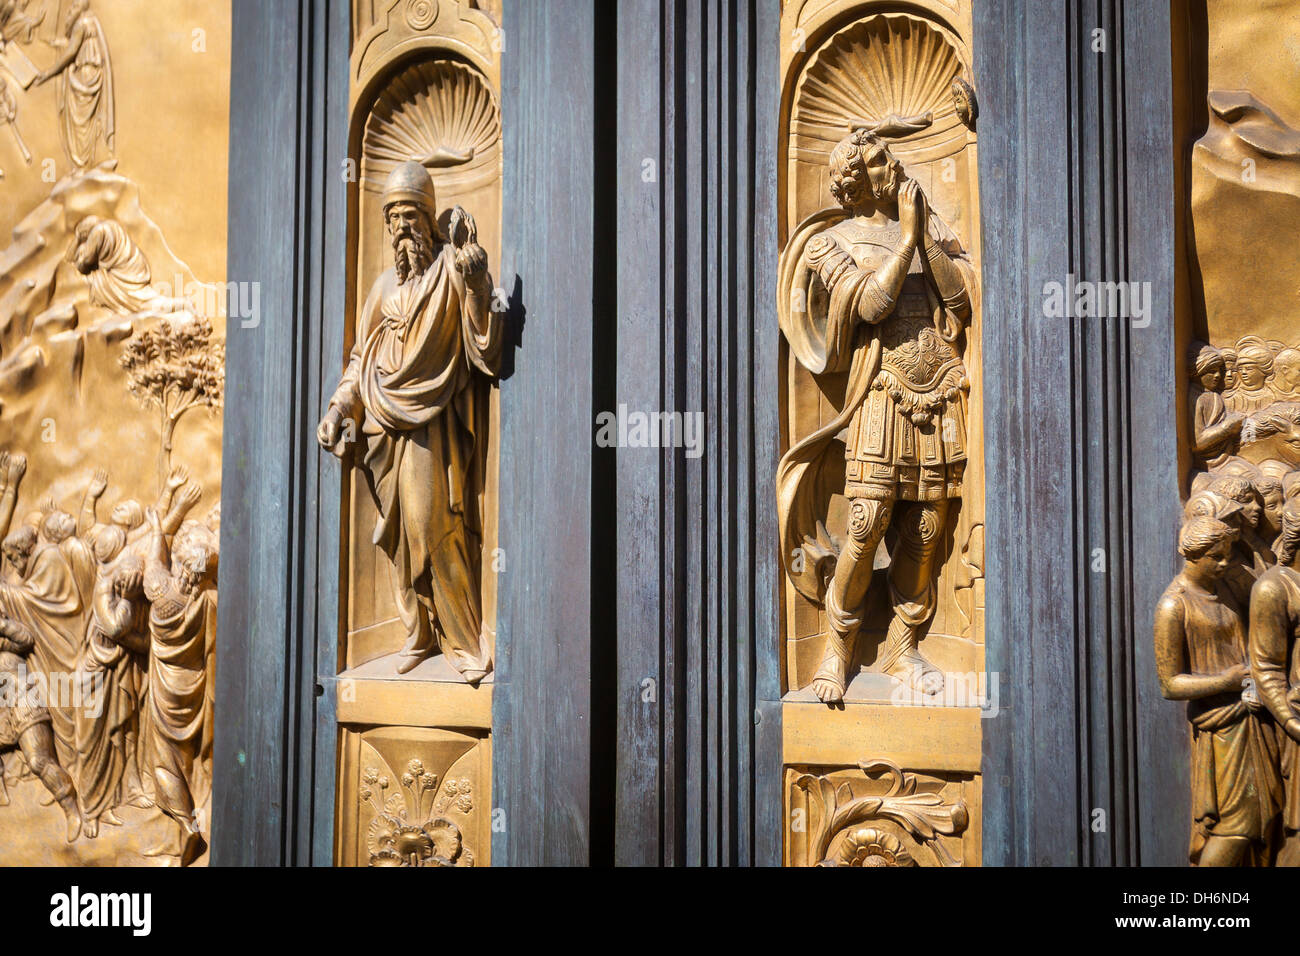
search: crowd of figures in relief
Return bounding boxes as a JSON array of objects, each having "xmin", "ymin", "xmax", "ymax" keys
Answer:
[{"xmin": 1156, "ymin": 337, "xmax": 1300, "ymax": 866}]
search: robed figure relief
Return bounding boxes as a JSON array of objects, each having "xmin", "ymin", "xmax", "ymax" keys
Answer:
[
  {"xmin": 318, "ymin": 161, "xmax": 501, "ymax": 682},
  {"xmin": 34, "ymin": 0, "xmax": 113, "ymax": 170},
  {"xmin": 779, "ymin": 126, "xmax": 975, "ymax": 703},
  {"xmin": 139, "ymin": 508, "xmax": 218, "ymax": 867},
  {"xmin": 1155, "ymin": 515, "xmax": 1282, "ymax": 866},
  {"xmin": 1249, "ymin": 502, "xmax": 1300, "ymax": 866}
]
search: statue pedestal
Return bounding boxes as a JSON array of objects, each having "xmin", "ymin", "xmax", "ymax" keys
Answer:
[
  {"xmin": 334, "ymin": 653, "xmax": 493, "ymax": 867},
  {"xmin": 782, "ymin": 693, "xmax": 983, "ymax": 867}
]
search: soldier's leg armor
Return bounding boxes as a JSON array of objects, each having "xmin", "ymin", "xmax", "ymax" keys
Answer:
[
  {"xmin": 878, "ymin": 498, "xmax": 950, "ymax": 693},
  {"xmin": 814, "ymin": 497, "xmax": 893, "ymax": 694}
]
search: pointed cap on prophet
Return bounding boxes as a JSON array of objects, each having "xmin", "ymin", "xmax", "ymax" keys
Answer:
[{"xmin": 382, "ymin": 160, "xmax": 437, "ymax": 218}]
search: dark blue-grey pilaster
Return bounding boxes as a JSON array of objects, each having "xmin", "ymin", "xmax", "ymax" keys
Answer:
[
  {"xmin": 979, "ymin": 0, "xmax": 1183, "ymax": 866},
  {"xmin": 213, "ymin": 0, "xmax": 348, "ymax": 867},
  {"xmin": 612, "ymin": 0, "xmax": 782, "ymax": 867},
  {"xmin": 494, "ymin": 0, "xmax": 599, "ymax": 867}
]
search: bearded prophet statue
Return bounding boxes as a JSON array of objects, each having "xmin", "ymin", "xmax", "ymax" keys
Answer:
[{"xmin": 318, "ymin": 160, "xmax": 501, "ymax": 681}]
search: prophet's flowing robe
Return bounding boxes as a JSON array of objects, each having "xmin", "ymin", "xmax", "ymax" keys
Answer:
[{"xmin": 329, "ymin": 243, "xmax": 502, "ymax": 676}]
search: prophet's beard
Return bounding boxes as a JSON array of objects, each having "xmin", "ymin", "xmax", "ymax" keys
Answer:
[{"xmin": 393, "ymin": 230, "xmax": 434, "ymax": 284}]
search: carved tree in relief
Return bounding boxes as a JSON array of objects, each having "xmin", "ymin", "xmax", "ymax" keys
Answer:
[
  {"xmin": 121, "ymin": 317, "xmax": 225, "ymax": 492},
  {"xmin": 778, "ymin": 14, "xmax": 978, "ymax": 703}
]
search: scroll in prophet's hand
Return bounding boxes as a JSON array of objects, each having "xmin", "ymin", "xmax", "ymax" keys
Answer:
[{"xmin": 449, "ymin": 205, "xmax": 488, "ymax": 279}]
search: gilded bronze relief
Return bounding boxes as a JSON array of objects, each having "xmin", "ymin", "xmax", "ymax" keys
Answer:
[
  {"xmin": 0, "ymin": 0, "xmax": 229, "ymax": 866},
  {"xmin": 1159, "ymin": 0, "xmax": 1300, "ymax": 867}
]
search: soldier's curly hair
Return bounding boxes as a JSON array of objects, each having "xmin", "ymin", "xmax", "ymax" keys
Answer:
[{"xmin": 828, "ymin": 129, "xmax": 884, "ymax": 210}]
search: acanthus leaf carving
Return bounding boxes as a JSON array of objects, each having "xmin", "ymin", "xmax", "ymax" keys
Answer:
[{"xmin": 794, "ymin": 759, "xmax": 969, "ymax": 867}]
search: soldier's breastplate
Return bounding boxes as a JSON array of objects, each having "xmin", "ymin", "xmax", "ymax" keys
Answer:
[{"xmin": 878, "ymin": 274, "xmax": 961, "ymax": 392}]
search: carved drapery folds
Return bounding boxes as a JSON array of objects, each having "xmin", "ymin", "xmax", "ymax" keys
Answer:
[
  {"xmin": 778, "ymin": 0, "xmax": 982, "ymax": 866},
  {"xmin": 332, "ymin": 0, "xmax": 501, "ymax": 866},
  {"xmin": 1158, "ymin": 0, "xmax": 1300, "ymax": 867},
  {"xmin": 0, "ymin": 0, "xmax": 228, "ymax": 866}
]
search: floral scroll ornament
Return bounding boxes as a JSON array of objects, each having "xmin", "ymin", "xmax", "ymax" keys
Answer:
[
  {"xmin": 361, "ymin": 760, "xmax": 475, "ymax": 867},
  {"xmin": 794, "ymin": 759, "xmax": 969, "ymax": 867}
]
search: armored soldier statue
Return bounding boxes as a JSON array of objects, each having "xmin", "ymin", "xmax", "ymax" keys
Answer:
[
  {"xmin": 318, "ymin": 161, "xmax": 501, "ymax": 681},
  {"xmin": 779, "ymin": 127, "xmax": 975, "ymax": 703}
]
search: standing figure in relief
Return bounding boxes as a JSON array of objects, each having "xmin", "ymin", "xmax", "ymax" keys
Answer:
[
  {"xmin": 0, "ymin": 451, "xmax": 81, "ymax": 841},
  {"xmin": 33, "ymin": 0, "xmax": 113, "ymax": 170},
  {"xmin": 73, "ymin": 466, "xmax": 201, "ymax": 832},
  {"xmin": 1155, "ymin": 516, "xmax": 1281, "ymax": 866},
  {"xmin": 1248, "ymin": 503, "xmax": 1300, "ymax": 866},
  {"xmin": 0, "ymin": 507, "xmax": 93, "ymax": 770},
  {"xmin": 0, "ymin": 615, "xmax": 82, "ymax": 841},
  {"xmin": 1188, "ymin": 341, "xmax": 1244, "ymax": 469},
  {"xmin": 72, "ymin": 537, "xmax": 148, "ymax": 838},
  {"xmin": 778, "ymin": 128, "xmax": 975, "ymax": 702},
  {"xmin": 139, "ymin": 508, "xmax": 217, "ymax": 866},
  {"xmin": 317, "ymin": 160, "xmax": 502, "ymax": 681},
  {"xmin": 32, "ymin": 509, "xmax": 94, "ymax": 758}
]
